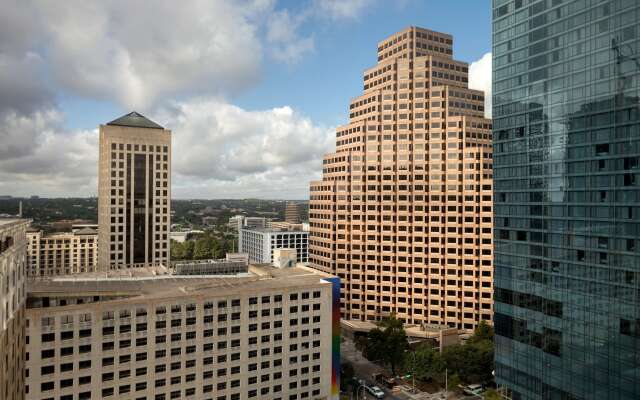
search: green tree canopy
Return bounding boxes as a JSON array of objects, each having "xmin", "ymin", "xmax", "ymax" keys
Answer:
[
  {"xmin": 403, "ymin": 343, "xmax": 444, "ymax": 382},
  {"xmin": 363, "ymin": 315, "xmax": 408, "ymax": 375}
]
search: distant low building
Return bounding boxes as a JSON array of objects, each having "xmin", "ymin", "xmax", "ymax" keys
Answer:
[
  {"xmin": 170, "ymin": 253, "xmax": 249, "ymax": 276},
  {"xmin": 170, "ymin": 230, "xmax": 204, "ymax": 243},
  {"xmin": 267, "ymin": 221, "xmax": 307, "ymax": 231},
  {"xmin": 228, "ymin": 216, "xmax": 268, "ymax": 231},
  {"xmin": 49, "ymin": 219, "xmax": 94, "ymax": 232},
  {"xmin": 239, "ymin": 228, "xmax": 308, "ymax": 264},
  {"xmin": 285, "ymin": 202, "xmax": 301, "ymax": 224},
  {"xmin": 273, "ymin": 248, "xmax": 297, "ymax": 269},
  {"xmin": 27, "ymin": 227, "xmax": 98, "ymax": 276}
]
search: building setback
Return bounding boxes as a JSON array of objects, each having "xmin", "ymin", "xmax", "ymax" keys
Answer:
[
  {"xmin": 98, "ymin": 112, "xmax": 171, "ymax": 270},
  {"xmin": 309, "ymin": 26, "xmax": 493, "ymax": 332},
  {"xmin": 24, "ymin": 265, "xmax": 339, "ymax": 400},
  {"xmin": 492, "ymin": 0, "xmax": 640, "ymax": 399},
  {"xmin": 0, "ymin": 218, "xmax": 30, "ymax": 400},
  {"xmin": 27, "ymin": 228, "xmax": 98, "ymax": 276}
]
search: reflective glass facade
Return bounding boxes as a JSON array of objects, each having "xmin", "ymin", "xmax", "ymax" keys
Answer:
[{"xmin": 492, "ymin": 1, "xmax": 640, "ymax": 399}]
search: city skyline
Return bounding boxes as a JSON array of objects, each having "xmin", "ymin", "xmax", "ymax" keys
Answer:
[{"xmin": 0, "ymin": 0, "xmax": 491, "ymax": 200}]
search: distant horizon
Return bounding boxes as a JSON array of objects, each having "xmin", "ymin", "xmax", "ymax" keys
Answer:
[{"xmin": 0, "ymin": 196, "xmax": 310, "ymax": 202}]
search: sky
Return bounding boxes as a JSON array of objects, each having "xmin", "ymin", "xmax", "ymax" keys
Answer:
[{"xmin": 0, "ymin": 0, "xmax": 492, "ymax": 200}]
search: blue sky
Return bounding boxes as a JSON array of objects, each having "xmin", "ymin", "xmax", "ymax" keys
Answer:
[
  {"xmin": 61, "ymin": 0, "xmax": 491, "ymax": 131},
  {"xmin": 1, "ymin": 0, "xmax": 492, "ymax": 199}
]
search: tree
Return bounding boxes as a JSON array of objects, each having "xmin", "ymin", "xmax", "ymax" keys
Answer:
[
  {"xmin": 340, "ymin": 362, "xmax": 355, "ymax": 391},
  {"xmin": 363, "ymin": 316, "xmax": 408, "ymax": 375},
  {"xmin": 483, "ymin": 388, "xmax": 501, "ymax": 400},
  {"xmin": 468, "ymin": 321, "xmax": 494, "ymax": 344},
  {"xmin": 183, "ymin": 240, "xmax": 195, "ymax": 259},
  {"xmin": 447, "ymin": 373, "xmax": 462, "ymax": 392},
  {"xmin": 171, "ymin": 240, "xmax": 185, "ymax": 260},
  {"xmin": 354, "ymin": 335, "xmax": 368, "ymax": 353},
  {"xmin": 403, "ymin": 343, "xmax": 444, "ymax": 382},
  {"xmin": 440, "ymin": 322, "xmax": 495, "ymax": 384},
  {"xmin": 193, "ymin": 238, "xmax": 211, "ymax": 259}
]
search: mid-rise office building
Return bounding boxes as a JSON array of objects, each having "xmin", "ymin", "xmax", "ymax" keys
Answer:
[
  {"xmin": 98, "ymin": 112, "xmax": 172, "ymax": 270},
  {"xmin": 228, "ymin": 216, "xmax": 268, "ymax": 232},
  {"xmin": 27, "ymin": 228, "xmax": 98, "ymax": 276},
  {"xmin": 0, "ymin": 218, "xmax": 30, "ymax": 400},
  {"xmin": 309, "ymin": 26, "xmax": 493, "ymax": 331},
  {"xmin": 25, "ymin": 265, "xmax": 340, "ymax": 400},
  {"xmin": 493, "ymin": 1, "xmax": 640, "ymax": 398},
  {"xmin": 285, "ymin": 203, "xmax": 301, "ymax": 224},
  {"xmin": 240, "ymin": 228, "xmax": 309, "ymax": 264}
]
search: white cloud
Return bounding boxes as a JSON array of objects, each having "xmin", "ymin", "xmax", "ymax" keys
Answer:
[
  {"xmin": 159, "ymin": 98, "xmax": 334, "ymax": 198},
  {"xmin": 37, "ymin": 0, "xmax": 267, "ymax": 110},
  {"xmin": 0, "ymin": 112, "xmax": 98, "ymax": 197},
  {"xmin": 0, "ymin": 0, "xmax": 375, "ymax": 199},
  {"xmin": 469, "ymin": 52, "xmax": 492, "ymax": 119},
  {"xmin": 0, "ymin": 99, "xmax": 333, "ymax": 199},
  {"xmin": 315, "ymin": 0, "xmax": 373, "ymax": 19},
  {"xmin": 266, "ymin": 10, "xmax": 315, "ymax": 64}
]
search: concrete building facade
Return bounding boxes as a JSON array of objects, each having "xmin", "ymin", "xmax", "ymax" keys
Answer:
[
  {"xmin": 27, "ymin": 228, "xmax": 98, "ymax": 276},
  {"xmin": 285, "ymin": 203, "xmax": 301, "ymax": 224},
  {"xmin": 309, "ymin": 26, "xmax": 493, "ymax": 332},
  {"xmin": 240, "ymin": 228, "xmax": 309, "ymax": 265},
  {"xmin": 0, "ymin": 218, "xmax": 30, "ymax": 400},
  {"xmin": 98, "ymin": 112, "xmax": 171, "ymax": 270},
  {"xmin": 25, "ymin": 265, "xmax": 339, "ymax": 400}
]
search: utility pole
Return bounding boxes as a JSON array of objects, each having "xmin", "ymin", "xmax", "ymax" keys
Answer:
[
  {"xmin": 412, "ymin": 351, "xmax": 416, "ymax": 394},
  {"xmin": 445, "ymin": 368, "xmax": 448, "ymax": 399}
]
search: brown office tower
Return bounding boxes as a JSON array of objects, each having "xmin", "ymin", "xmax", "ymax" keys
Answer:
[
  {"xmin": 285, "ymin": 202, "xmax": 301, "ymax": 224},
  {"xmin": 309, "ymin": 27, "xmax": 493, "ymax": 332},
  {"xmin": 98, "ymin": 112, "xmax": 171, "ymax": 270}
]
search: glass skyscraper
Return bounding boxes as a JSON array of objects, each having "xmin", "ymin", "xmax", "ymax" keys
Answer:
[{"xmin": 492, "ymin": 1, "xmax": 640, "ymax": 399}]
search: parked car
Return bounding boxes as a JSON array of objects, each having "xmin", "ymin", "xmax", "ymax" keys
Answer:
[
  {"xmin": 463, "ymin": 384, "xmax": 485, "ymax": 396},
  {"xmin": 367, "ymin": 385, "xmax": 385, "ymax": 399}
]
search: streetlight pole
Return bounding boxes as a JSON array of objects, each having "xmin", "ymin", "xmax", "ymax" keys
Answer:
[
  {"xmin": 412, "ymin": 350, "xmax": 416, "ymax": 394},
  {"xmin": 445, "ymin": 368, "xmax": 448, "ymax": 399},
  {"xmin": 356, "ymin": 384, "xmax": 366, "ymax": 400}
]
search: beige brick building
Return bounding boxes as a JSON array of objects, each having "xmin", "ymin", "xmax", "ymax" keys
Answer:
[
  {"xmin": 0, "ymin": 218, "xmax": 30, "ymax": 400},
  {"xmin": 98, "ymin": 112, "xmax": 171, "ymax": 270},
  {"xmin": 309, "ymin": 26, "xmax": 493, "ymax": 332},
  {"xmin": 27, "ymin": 228, "xmax": 98, "ymax": 276},
  {"xmin": 285, "ymin": 202, "xmax": 301, "ymax": 224},
  {"xmin": 25, "ymin": 265, "xmax": 339, "ymax": 400}
]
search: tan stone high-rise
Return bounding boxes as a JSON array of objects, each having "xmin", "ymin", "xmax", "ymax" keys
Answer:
[
  {"xmin": 98, "ymin": 112, "xmax": 171, "ymax": 270},
  {"xmin": 27, "ymin": 228, "xmax": 98, "ymax": 276},
  {"xmin": 0, "ymin": 218, "xmax": 30, "ymax": 400},
  {"xmin": 309, "ymin": 27, "xmax": 493, "ymax": 333}
]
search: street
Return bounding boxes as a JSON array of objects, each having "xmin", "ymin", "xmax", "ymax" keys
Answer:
[
  {"xmin": 341, "ymin": 338, "xmax": 479, "ymax": 400},
  {"xmin": 341, "ymin": 338, "xmax": 406, "ymax": 400}
]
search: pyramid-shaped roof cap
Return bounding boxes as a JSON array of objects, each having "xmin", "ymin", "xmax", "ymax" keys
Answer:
[{"xmin": 106, "ymin": 111, "xmax": 164, "ymax": 129}]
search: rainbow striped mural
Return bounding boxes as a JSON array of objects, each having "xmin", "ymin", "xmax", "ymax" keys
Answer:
[{"xmin": 323, "ymin": 276, "xmax": 341, "ymax": 399}]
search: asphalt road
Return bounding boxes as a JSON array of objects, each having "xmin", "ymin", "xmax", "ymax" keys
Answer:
[{"xmin": 341, "ymin": 339, "xmax": 405, "ymax": 400}]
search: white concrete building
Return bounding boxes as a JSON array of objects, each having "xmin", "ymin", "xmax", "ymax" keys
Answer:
[{"xmin": 239, "ymin": 228, "xmax": 308, "ymax": 265}]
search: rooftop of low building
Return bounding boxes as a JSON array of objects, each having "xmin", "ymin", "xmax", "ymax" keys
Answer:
[{"xmin": 26, "ymin": 264, "xmax": 333, "ymax": 305}]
